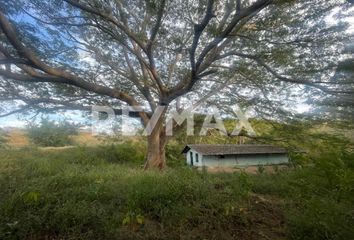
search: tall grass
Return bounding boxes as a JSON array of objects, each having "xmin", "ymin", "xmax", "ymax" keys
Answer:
[
  {"xmin": 26, "ymin": 118, "xmax": 79, "ymax": 147},
  {"xmin": 0, "ymin": 145, "xmax": 353, "ymax": 239}
]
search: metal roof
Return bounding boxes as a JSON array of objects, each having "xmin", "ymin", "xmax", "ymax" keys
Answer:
[{"xmin": 182, "ymin": 144, "xmax": 287, "ymax": 155}]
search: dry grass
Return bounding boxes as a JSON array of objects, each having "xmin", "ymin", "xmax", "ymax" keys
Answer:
[
  {"xmin": 5, "ymin": 128, "xmax": 103, "ymax": 147},
  {"xmin": 71, "ymin": 131, "xmax": 103, "ymax": 145},
  {"xmin": 5, "ymin": 128, "xmax": 29, "ymax": 147}
]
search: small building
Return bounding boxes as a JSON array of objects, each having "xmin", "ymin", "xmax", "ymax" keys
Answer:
[{"xmin": 182, "ymin": 144, "xmax": 289, "ymax": 167}]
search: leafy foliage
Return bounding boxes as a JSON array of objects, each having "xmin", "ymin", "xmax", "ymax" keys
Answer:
[
  {"xmin": 26, "ymin": 118, "xmax": 79, "ymax": 147},
  {"xmin": 73, "ymin": 142, "xmax": 146, "ymax": 165},
  {"xmin": 0, "ymin": 0, "xmax": 352, "ymax": 124},
  {"xmin": 251, "ymin": 147, "xmax": 354, "ymax": 240},
  {"xmin": 0, "ymin": 0, "xmax": 353, "ymax": 169}
]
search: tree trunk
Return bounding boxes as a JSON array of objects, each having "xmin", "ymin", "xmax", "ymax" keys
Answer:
[
  {"xmin": 143, "ymin": 113, "xmax": 168, "ymax": 170},
  {"xmin": 144, "ymin": 129, "xmax": 167, "ymax": 170}
]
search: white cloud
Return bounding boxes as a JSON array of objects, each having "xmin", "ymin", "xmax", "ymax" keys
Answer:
[{"xmin": 0, "ymin": 117, "xmax": 26, "ymax": 128}]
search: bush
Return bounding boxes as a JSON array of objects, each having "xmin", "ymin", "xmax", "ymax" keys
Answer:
[
  {"xmin": 55, "ymin": 142, "xmax": 146, "ymax": 166},
  {"xmin": 26, "ymin": 118, "xmax": 79, "ymax": 147},
  {"xmin": 165, "ymin": 143, "xmax": 185, "ymax": 167}
]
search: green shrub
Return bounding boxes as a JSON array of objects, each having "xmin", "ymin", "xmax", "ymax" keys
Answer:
[
  {"xmin": 91, "ymin": 142, "xmax": 146, "ymax": 164},
  {"xmin": 64, "ymin": 142, "xmax": 146, "ymax": 165},
  {"xmin": 287, "ymin": 197, "xmax": 354, "ymax": 240},
  {"xmin": 165, "ymin": 143, "xmax": 185, "ymax": 167},
  {"xmin": 26, "ymin": 118, "xmax": 79, "ymax": 147},
  {"xmin": 257, "ymin": 165, "xmax": 265, "ymax": 174}
]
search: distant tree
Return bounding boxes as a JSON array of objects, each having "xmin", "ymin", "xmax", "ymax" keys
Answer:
[
  {"xmin": 0, "ymin": 0, "xmax": 353, "ymax": 169},
  {"xmin": 26, "ymin": 118, "xmax": 79, "ymax": 147}
]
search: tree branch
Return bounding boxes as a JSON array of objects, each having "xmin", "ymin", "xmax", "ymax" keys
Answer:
[
  {"xmin": 63, "ymin": 0, "xmax": 147, "ymax": 52},
  {"xmin": 148, "ymin": 0, "xmax": 167, "ymax": 44},
  {"xmin": 218, "ymin": 51, "xmax": 354, "ymax": 95},
  {"xmin": 189, "ymin": 0, "xmax": 216, "ymax": 76},
  {"xmin": 0, "ymin": 10, "xmax": 150, "ymax": 122},
  {"xmin": 196, "ymin": 0, "xmax": 272, "ymax": 71}
]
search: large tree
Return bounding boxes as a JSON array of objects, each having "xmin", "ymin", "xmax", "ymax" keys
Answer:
[{"xmin": 0, "ymin": 0, "xmax": 353, "ymax": 169}]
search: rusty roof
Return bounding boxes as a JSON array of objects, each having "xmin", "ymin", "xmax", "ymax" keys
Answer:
[{"xmin": 182, "ymin": 144, "xmax": 287, "ymax": 155}]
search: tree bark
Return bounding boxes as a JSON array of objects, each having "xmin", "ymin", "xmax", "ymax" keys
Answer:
[
  {"xmin": 143, "ymin": 111, "xmax": 168, "ymax": 170},
  {"xmin": 144, "ymin": 128, "xmax": 167, "ymax": 170}
]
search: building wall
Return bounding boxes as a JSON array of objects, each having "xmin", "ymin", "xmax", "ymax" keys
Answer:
[
  {"xmin": 186, "ymin": 150, "xmax": 288, "ymax": 167},
  {"xmin": 186, "ymin": 149, "xmax": 204, "ymax": 167}
]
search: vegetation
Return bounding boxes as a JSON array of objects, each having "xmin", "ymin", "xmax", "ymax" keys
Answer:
[
  {"xmin": 26, "ymin": 118, "xmax": 79, "ymax": 147},
  {"xmin": 0, "ymin": 0, "xmax": 352, "ymax": 169},
  {"xmin": 0, "ymin": 0, "xmax": 353, "ymax": 238},
  {"xmin": 0, "ymin": 128, "xmax": 8, "ymax": 148},
  {"xmin": 0, "ymin": 144, "xmax": 353, "ymax": 240},
  {"xmin": 1, "ymin": 118, "xmax": 353, "ymax": 239}
]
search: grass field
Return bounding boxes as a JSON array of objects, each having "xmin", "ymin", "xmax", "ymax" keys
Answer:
[
  {"xmin": 3, "ymin": 128, "xmax": 102, "ymax": 147},
  {"xmin": 0, "ymin": 145, "xmax": 353, "ymax": 240}
]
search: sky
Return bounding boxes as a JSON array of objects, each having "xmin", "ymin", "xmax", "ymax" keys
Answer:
[
  {"xmin": 0, "ymin": 111, "xmax": 87, "ymax": 128},
  {"xmin": 0, "ymin": 103, "xmax": 312, "ymax": 128}
]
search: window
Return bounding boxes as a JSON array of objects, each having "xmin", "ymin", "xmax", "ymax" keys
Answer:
[
  {"xmin": 218, "ymin": 155, "xmax": 225, "ymax": 159},
  {"xmin": 190, "ymin": 152, "xmax": 193, "ymax": 165},
  {"xmin": 196, "ymin": 153, "xmax": 199, "ymax": 163}
]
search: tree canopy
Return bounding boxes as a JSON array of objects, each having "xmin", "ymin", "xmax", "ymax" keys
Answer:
[{"xmin": 0, "ymin": 0, "xmax": 353, "ymax": 168}]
